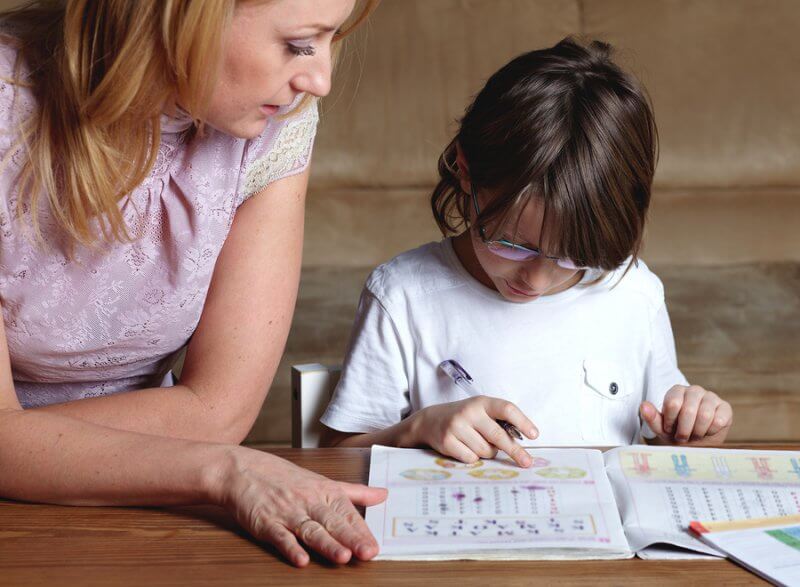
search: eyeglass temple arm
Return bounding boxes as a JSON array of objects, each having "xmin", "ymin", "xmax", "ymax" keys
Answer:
[{"xmin": 469, "ymin": 184, "xmax": 490, "ymax": 241}]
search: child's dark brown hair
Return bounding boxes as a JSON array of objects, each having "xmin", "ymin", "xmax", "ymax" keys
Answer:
[{"xmin": 431, "ymin": 37, "xmax": 657, "ymax": 271}]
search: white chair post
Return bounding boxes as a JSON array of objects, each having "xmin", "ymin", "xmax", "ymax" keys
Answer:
[{"xmin": 291, "ymin": 363, "xmax": 341, "ymax": 448}]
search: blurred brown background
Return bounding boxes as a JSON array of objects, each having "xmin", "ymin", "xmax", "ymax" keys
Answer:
[{"xmin": 2, "ymin": 1, "xmax": 797, "ymax": 444}]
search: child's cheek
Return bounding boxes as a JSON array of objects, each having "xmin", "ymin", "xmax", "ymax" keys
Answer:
[
  {"xmin": 474, "ymin": 246, "xmax": 504, "ymax": 276},
  {"xmin": 481, "ymin": 257, "xmax": 511, "ymax": 286}
]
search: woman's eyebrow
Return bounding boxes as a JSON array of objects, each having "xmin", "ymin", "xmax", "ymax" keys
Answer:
[{"xmin": 288, "ymin": 23, "xmax": 339, "ymax": 35}]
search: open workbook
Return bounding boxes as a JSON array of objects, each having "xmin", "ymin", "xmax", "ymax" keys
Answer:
[{"xmin": 365, "ymin": 445, "xmax": 800, "ymax": 560}]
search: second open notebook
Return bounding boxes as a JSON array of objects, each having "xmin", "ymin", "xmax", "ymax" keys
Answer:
[{"xmin": 365, "ymin": 445, "xmax": 800, "ymax": 560}]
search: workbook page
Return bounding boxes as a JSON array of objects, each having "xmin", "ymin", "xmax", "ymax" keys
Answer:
[
  {"xmin": 366, "ymin": 446, "xmax": 632, "ymax": 560},
  {"xmin": 604, "ymin": 445, "xmax": 800, "ymax": 557},
  {"xmin": 693, "ymin": 515, "xmax": 800, "ymax": 586}
]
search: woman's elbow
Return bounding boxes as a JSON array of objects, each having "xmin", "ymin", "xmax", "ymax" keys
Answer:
[{"xmin": 211, "ymin": 412, "xmax": 256, "ymax": 445}]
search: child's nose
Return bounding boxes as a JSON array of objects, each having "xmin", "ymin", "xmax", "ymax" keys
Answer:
[{"xmin": 516, "ymin": 261, "xmax": 554, "ymax": 292}]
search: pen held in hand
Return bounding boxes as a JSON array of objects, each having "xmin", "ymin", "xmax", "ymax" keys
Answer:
[{"xmin": 438, "ymin": 359, "xmax": 524, "ymax": 441}]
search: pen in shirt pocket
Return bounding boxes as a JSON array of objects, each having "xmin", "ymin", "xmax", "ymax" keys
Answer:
[{"xmin": 438, "ymin": 359, "xmax": 524, "ymax": 441}]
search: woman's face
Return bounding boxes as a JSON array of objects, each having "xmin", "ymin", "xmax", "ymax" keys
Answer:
[
  {"xmin": 468, "ymin": 193, "xmax": 584, "ymax": 303},
  {"xmin": 206, "ymin": 0, "xmax": 356, "ymax": 138}
]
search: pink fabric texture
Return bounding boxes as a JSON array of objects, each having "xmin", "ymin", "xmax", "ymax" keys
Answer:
[{"xmin": 0, "ymin": 43, "xmax": 319, "ymax": 407}]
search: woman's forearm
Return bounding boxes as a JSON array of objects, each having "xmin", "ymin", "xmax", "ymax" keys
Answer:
[
  {"xmin": 30, "ymin": 383, "xmax": 247, "ymax": 444},
  {"xmin": 0, "ymin": 407, "xmax": 232, "ymax": 506},
  {"xmin": 0, "ymin": 405, "xmax": 388, "ymax": 568}
]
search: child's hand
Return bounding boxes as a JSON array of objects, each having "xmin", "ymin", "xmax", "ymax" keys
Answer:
[
  {"xmin": 411, "ymin": 397, "xmax": 538, "ymax": 467},
  {"xmin": 640, "ymin": 385, "xmax": 733, "ymax": 445}
]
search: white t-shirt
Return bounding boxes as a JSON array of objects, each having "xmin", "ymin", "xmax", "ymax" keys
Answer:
[{"xmin": 320, "ymin": 239, "xmax": 688, "ymax": 446}]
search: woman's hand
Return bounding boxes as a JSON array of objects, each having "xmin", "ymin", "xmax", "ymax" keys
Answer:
[
  {"xmin": 409, "ymin": 397, "xmax": 538, "ymax": 467},
  {"xmin": 640, "ymin": 385, "xmax": 733, "ymax": 445},
  {"xmin": 212, "ymin": 447, "xmax": 387, "ymax": 567}
]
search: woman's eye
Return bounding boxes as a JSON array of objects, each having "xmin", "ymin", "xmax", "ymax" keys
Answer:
[{"xmin": 287, "ymin": 42, "xmax": 316, "ymax": 57}]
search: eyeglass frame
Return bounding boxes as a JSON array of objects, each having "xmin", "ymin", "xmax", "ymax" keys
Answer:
[{"xmin": 469, "ymin": 183, "xmax": 585, "ymax": 270}]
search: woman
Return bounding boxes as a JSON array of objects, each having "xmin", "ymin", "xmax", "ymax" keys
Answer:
[{"xmin": 0, "ymin": 0, "xmax": 385, "ymax": 568}]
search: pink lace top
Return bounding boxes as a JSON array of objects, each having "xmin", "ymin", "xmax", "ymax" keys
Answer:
[{"xmin": 0, "ymin": 43, "xmax": 319, "ymax": 408}]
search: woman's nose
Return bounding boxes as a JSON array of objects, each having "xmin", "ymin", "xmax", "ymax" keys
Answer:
[{"xmin": 291, "ymin": 54, "xmax": 333, "ymax": 98}]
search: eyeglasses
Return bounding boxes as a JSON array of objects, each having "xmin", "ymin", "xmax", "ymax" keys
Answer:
[{"xmin": 470, "ymin": 184, "xmax": 584, "ymax": 271}]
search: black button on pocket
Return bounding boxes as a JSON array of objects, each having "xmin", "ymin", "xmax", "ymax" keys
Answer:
[{"xmin": 609, "ymin": 382, "xmax": 619, "ymax": 395}]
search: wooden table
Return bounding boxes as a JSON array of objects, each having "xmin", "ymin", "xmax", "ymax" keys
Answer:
[{"xmin": 3, "ymin": 445, "xmax": 794, "ymax": 586}]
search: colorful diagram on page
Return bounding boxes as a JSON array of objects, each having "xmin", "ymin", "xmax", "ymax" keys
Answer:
[
  {"xmin": 618, "ymin": 449, "xmax": 800, "ymax": 484},
  {"xmin": 434, "ymin": 457, "xmax": 484, "ymax": 469},
  {"xmin": 767, "ymin": 525, "xmax": 800, "ymax": 552}
]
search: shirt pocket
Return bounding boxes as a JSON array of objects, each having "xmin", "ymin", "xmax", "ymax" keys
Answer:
[{"xmin": 582, "ymin": 359, "xmax": 639, "ymax": 444}]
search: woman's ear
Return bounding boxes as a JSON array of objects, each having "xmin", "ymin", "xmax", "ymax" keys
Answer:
[{"xmin": 455, "ymin": 142, "xmax": 472, "ymax": 195}]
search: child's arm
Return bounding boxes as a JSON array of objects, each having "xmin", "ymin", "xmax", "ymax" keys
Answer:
[
  {"xmin": 638, "ymin": 299, "xmax": 733, "ymax": 445},
  {"xmin": 321, "ymin": 396, "xmax": 537, "ymax": 467},
  {"xmin": 320, "ymin": 421, "xmax": 417, "ymax": 449},
  {"xmin": 640, "ymin": 385, "xmax": 733, "ymax": 445}
]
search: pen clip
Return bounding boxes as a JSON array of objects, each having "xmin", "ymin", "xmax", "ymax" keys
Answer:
[{"xmin": 439, "ymin": 359, "xmax": 474, "ymax": 386}]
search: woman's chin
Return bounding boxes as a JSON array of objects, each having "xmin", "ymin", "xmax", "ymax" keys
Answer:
[{"xmin": 206, "ymin": 116, "xmax": 268, "ymax": 140}]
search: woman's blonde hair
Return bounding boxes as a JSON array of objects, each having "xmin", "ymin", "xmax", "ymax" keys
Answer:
[{"xmin": 2, "ymin": 0, "xmax": 377, "ymax": 248}]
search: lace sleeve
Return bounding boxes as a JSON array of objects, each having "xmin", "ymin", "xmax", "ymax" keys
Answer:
[{"xmin": 238, "ymin": 98, "xmax": 319, "ymax": 205}]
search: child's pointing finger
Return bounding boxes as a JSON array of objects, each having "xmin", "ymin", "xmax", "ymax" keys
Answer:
[
  {"xmin": 660, "ymin": 386, "xmax": 687, "ymax": 435},
  {"xmin": 640, "ymin": 401, "xmax": 665, "ymax": 437}
]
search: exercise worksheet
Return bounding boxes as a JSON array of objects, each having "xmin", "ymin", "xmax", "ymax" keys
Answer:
[{"xmin": 366, "ymin": 446, "xmax": 632, "ymax": 560}]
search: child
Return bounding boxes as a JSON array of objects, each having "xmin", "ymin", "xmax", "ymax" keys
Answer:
[{"xmin": 319, "ymin": 38, "xmax": 733, "ymax": 467}]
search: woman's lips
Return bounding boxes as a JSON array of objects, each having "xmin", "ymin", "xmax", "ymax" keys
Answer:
[
  {"xmin": 505, "ymin": 280, "xmax": 540, "ymax": 297},
  {"xmin": 260, "ymin": 104, "xmax": 279, "ymax": 116}
]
